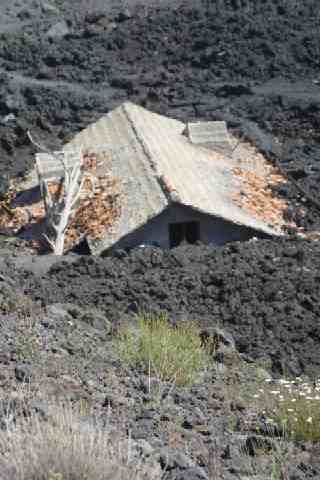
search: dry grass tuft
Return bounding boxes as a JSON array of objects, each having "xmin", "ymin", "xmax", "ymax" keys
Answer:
[{"xmin": 0, "ymin": 400, "xmax": 162, "ymax": 480}]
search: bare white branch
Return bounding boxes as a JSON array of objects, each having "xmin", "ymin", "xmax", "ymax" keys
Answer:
[
  {"xmin": 30, "ymin": 131, "xmax": 85, "ymax": 255},
  {"xmin": 28, "ymin": 131, "xmax": 50, "ymax": 154},
  {"xmin": 42, "ymin": 233, "xmax": 55, "ymax": 251}
]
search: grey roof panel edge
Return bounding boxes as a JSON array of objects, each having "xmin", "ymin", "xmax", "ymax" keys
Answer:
[{"xmin": 175, "ymin": 201, "xmax": 282, "ymax": 238}]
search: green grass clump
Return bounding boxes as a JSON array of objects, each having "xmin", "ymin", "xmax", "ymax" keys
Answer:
[
  {"xmin": 253, "ymin": 376, "xmax": 320, "ymax": 442},
  {"xmin": 114, "ymin": 312, "xmax": 211, "ymax": 387}
]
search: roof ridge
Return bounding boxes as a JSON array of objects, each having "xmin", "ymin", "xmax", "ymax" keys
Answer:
[
  {"xmin": 122, "ymin": 102, "xmax": 157, "ymax": 172},
  {"xmin": 122, "ymin": 103, "xmax": 181, "ymax": 204}
]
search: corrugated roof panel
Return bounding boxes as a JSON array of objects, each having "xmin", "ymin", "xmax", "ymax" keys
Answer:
[{"xmin": 187, "ymin": 121, "xmax": 230, "ymax": 151}]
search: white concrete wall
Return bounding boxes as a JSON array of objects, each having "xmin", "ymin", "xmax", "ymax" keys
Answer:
[{"xmin": 110, "ymin": 204, "xmax": 265, "ymax": 251}]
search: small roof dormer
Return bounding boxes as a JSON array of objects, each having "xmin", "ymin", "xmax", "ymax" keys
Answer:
[{"xmin": 186, "ymin": 120, "xmax": 231, "ymax": 153}]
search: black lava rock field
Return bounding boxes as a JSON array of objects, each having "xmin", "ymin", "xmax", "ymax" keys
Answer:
[{"xmin": 18, "ymin": 238, "xmax": 320, "ymax": 379}]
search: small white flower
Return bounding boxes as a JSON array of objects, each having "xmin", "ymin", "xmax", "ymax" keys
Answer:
[
  {"xmin": 291, "ymin": 398, "xmax": 297, "ymax": 403},
  {"xmin": 270, "ymin": 390, "xmax": 280, "ymax": 395},
  {"xmin": 265, "ymin": 379, "xmax": 272, "ymax": 383},
  {"xmin": 258, "ymin": 389, "xmax": 264, "ymax": 393},
  {"xmin": 287, "ymin": 408, "xmax": 294, "ymax": 413},
  {"xmin": 253, "ymin": 394, "xmax": 260, "ymax": 399},
  {"xmin": 306, "ymin": 417, "xmax": 313, "ymax": 424}
]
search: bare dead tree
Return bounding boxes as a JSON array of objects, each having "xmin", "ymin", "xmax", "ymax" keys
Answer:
[{"xmin": 28, "ymin": 132, "xmax": 85, "ymax": 255}]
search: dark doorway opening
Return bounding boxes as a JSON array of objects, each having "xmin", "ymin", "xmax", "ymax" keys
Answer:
[{"xmin": 169, "ymin": 221, "xmax": 200, "ymax": 247}]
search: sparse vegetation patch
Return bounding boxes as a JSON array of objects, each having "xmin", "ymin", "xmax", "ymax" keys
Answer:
[{"xmin": 253, "ymin": 376, "xmax": 320, "ymax": 442}]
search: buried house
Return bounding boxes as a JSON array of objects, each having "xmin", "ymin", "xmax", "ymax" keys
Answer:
[{"xmin": 32, "ymin": 101, "xmax": 292, "ymax": 255}]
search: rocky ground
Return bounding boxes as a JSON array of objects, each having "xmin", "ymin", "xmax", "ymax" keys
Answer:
[
  {"xmin": 1, "ymin": 239, "xmax": 320, "ymax": 479},
  {"xmin": 1, "ymin": 0, "xmax": 320, "ymax": 479}
]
